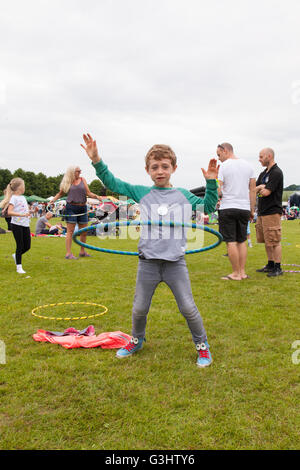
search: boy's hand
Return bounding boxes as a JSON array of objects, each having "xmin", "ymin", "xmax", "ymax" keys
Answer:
[
  {"xmin": 201, "ymin": 158, "xmax": 219, "ymax": 180},
  {"xmin": 80, "ymin": 134, "xmax": 101, "ymax": 164}
]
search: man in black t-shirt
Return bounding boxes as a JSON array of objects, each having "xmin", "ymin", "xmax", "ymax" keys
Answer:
[{"xmin": 255, "ymin": 148, "xmax": 283, "ymax": 277}]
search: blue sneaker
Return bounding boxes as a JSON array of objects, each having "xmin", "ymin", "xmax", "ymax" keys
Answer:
[
  {"xmin": 196, "ymin": 341, "xmax": 212, "ymax": 368},
  {"xmin": 116, "ymin": 337, "xmax": 144, "ymax": 358}
]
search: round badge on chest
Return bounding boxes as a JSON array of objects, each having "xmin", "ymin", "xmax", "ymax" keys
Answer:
[{"xmin": 157, "ymin": 204, "xmax": 169, "ymax": 216}]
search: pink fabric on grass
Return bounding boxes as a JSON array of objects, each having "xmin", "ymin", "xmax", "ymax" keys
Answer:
[{"xmin": 33, "ymin": 330, "xmax": 131, "ymax": 349}]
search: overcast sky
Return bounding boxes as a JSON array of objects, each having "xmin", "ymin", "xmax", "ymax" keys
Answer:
[{"xmin": 1, "ymin": 0, "xmax": 299, "ymax": 190}]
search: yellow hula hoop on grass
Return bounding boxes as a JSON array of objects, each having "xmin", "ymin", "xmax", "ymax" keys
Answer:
[{"xmin": 31, "ymin": 301, "xmax": 108, "ymax": 321}]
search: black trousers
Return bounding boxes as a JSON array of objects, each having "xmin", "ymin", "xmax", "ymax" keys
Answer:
[
  {"xmin": 11, "ymin": 224, "xmax": 31, "ymax": 265},
  {"xmin": 5, "ymin": 217, "xmax": 12, "ymax": 230}
]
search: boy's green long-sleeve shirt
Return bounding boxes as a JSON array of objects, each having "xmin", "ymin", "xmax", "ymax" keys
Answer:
[{"xmin": 93, "ymin": 160, "xmax": 218, "ymax": 261}]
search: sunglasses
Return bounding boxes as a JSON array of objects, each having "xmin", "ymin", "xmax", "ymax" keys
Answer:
[{"xmin": 218, "ymin": 145, "xmax": 225, "ymax": 150}]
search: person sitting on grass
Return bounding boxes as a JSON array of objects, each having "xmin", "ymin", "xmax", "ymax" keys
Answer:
[
  {"xmin": 81, "ymin": 133, "xmax": 219, "ymax": 368},
  {"xmin": 49, "ymin": 223, "xmax": 66, "ymax": 235},
  {"xmin": 35, "ymin": 212, "xmax": 59, "ymax": 235}
]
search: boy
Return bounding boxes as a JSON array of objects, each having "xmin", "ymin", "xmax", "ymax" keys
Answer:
[{"xmin": 81, "ymin": 134, "xmax": 219, "ymax": 367}]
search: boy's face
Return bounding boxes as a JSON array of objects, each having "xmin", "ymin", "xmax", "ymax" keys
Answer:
[{"xmin": 146, "ymin": 157, "xmax": 177, "ymax": 188}]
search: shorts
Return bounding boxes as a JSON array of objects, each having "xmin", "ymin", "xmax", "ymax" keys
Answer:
[
  {"xmin": 65, "ymin": 203, "xmax": 88, "ymax": 224},
  {"xmin": 218, "ymin": 208, "xmax": 250, "ymax": 243},
  {"xmin": 255, "ymin": 214, "xmax": 281, "ymax": 246}
]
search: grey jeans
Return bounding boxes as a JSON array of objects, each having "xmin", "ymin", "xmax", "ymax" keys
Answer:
[{"xmin": 132, "ymin": 257, "xmax": 207, "ymax": 344}]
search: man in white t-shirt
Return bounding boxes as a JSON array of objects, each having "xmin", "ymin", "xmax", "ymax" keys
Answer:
[{"xmin": 217, "ymin": 143, "xmax": 256, "ymax": 280}]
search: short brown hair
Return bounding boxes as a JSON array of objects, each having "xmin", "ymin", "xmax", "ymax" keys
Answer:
[{"xmin": 145, "ymin": 144, "xmax": 177, "ymax": 169}]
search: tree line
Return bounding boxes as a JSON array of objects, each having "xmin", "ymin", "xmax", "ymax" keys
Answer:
[
  {"xmin": 0, "ymin": 168, "xmax": 111, "ymax": 198},
  {"xmin": 284, "ymin": 184, "xmax": 300, "ymax": 191}
]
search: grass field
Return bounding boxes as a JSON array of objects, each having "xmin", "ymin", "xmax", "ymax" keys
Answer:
[{"xmin": 0, "ymin": 217, "xmax": 299, "ymax": 450}]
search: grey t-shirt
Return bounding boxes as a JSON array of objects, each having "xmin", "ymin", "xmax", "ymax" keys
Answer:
[
  {"xmin": 36, "ymin": 216, "xmax": 48, "ymax": 234},
  {"xmin": 93, "ymin": 160, "xmax": 218, "ymax": 261}
]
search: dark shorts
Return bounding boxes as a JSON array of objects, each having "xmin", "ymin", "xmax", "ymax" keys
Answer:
[
  {"xmin": 65, "ymin": 203, "xmax": 88, "ymax": 224},
  {"xmin": 218, "ymin": 208, "xmax": 250, "ymax": 243}
]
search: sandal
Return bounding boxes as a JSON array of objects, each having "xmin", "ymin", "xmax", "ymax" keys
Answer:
[
  {"xmin": 221, "ymin": 275, "xmax": 241, "ymax": 281},
  {"xmin": 79, "ymin": 252, "xmax": 91, "ymax": 257},
  {"xmin": 65, "ymin": 254, "xmax": 78, "ymax": 260}
]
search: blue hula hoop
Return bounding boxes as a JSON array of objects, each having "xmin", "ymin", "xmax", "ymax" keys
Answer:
[{"xmin": 73, "ymin": 220, "xmax": 223, "ymax": 255}]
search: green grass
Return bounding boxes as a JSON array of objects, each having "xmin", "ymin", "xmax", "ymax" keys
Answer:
[{"xmin": 0, "ymin": 218, "xmax": 300, "ymax": 450}]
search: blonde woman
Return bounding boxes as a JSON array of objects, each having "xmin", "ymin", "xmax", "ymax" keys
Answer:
[
  {"xmin": 51, "ymin": 166, "xmax": 102, "ymax": 259},
  {"xmin": 0, "ymin": 178, "xmax": 31, "ymax": 273}
]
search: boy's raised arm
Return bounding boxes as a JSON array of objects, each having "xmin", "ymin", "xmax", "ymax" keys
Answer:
[
  {"xmin": 80, "ymin": 133, "xmax": 149, "ymax": 203},
  {"xmin": 80, "ymin": 134, "xmax": 101, "ymax": 164},
  {"xmin": 201, "ymin": 158, "xmax": 219, "ymax": 181}
]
